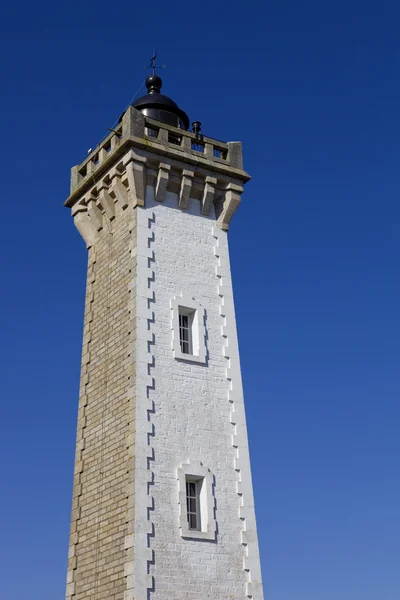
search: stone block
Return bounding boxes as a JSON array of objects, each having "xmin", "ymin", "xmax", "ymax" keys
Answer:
[{"xmin": 121, "ymin": 106, "xmax": 145, "ymax": 138}]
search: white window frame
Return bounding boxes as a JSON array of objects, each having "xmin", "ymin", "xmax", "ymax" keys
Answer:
[
  {"xmin": 177, "ymin": 460, "xmax": 216, "ymax": 541},
  {"xmin": 170, "ymin": 295, "xmax": 206, "ymax": 363}
]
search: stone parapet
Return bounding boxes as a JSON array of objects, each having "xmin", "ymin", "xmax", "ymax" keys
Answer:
[{"xmin": 65, "ymin": 108, "xmax": 249, "ymax": 237}]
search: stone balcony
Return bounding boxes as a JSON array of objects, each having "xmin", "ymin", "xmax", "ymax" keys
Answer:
[{"xmin": 65, "ymin": 107, "xmax": 250, "ymax": 242}]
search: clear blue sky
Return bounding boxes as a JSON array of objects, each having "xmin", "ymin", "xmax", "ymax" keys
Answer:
[{"xmin": 1, "ymin": 1, "xmax": 399, "ymax": 598}]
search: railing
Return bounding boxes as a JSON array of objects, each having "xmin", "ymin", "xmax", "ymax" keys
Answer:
[
  {"xmin": 142, "ymin": 118, "xmax": 230, "ymax": 162},
  {"xmin": 72, "ymin": 109, "xmax": 241, "ymax": 192},
  {"xmin": 77, "ymin": 125, "xmax": 123, "ymax": 180}
]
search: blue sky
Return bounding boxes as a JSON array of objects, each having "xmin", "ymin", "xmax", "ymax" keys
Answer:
[{"xmin": 1, "ymin": 1, "xmax": 400, "ymax": 598}]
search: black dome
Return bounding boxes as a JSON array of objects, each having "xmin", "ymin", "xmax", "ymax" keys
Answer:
[{"xmin": 129, "ymin": 74, "xmax": 190, "ymax": 130}]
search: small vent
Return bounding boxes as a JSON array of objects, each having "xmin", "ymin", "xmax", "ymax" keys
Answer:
[
  {"xmin": 191, "ymin": 142, "xmax": 204, "ymax": 153},
  {"xmin": 145, "ymin": 126, "xmax": 159, "ymax": 139},
  {"xmin": 168, "ymin": 133, "xmax": 182, "ymax": 146},
  {"xmin": 213, "ymin": 147, "xmax": 227, "ymax": 160}
]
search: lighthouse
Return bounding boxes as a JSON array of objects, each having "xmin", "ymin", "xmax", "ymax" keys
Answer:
[{"xmin": 64, "ymin": 68, "xmax": 264, "ymax": 600}]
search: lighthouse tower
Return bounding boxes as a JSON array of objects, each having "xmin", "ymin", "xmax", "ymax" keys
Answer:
[{"xmin": 64, "ymin": 70, "xmax": 264, "ymax": 600}]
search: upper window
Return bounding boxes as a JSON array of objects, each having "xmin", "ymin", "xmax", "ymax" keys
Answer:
[
  {"xmin": 179, "ymin": 308, "xmax": 194, "ymax": 355},
  {"xmin": 171, "ymin": 296, "xmax": 206, "ymax": 364},
  {"xmin": 186, "ymin": 479, "xmax": 201, "ymax": 531}
]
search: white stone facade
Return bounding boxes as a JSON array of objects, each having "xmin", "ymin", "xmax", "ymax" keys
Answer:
[{"xmin": 133, "ymin": 187, "xmax": 263, "ymax": 600}]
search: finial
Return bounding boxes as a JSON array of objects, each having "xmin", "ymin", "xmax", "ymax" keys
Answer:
[
  {"xmin": 149, "ymin": 48, "xmax": 158, "ymax": 75},
  {"xmin": 144, "ymin": 49, "xmax": 165, "ymax": 95},
  {"xmin": 144, "ymin": 49, "xmax": 166, "ymax": 76}
]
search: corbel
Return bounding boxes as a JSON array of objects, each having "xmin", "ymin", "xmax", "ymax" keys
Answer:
[
  {"xmin": 201, "ymin": 176, "xmax": 217, "ymax": 215},
  {"xmin": 155, "ymin": 163, "xmax": 171, "ymax": 202},
  {"xmin": 72, "ymin": 204, "xmax": 97, "ymax": 249},
  {"xmin": 109, "ymin": 170, "xmax": 129, "ymax": 209},
  {"xmin": 178, "ymin": 169, "xmax": 194, "ymax": 209},
  {"xmin": 216, "ymin": 182, "xmax": 243, "ymax": 231},
  {"xmin": 86, "ymin": 191, "xmax": 103, "ymax": 232},
  {"xmin": 97, "ymin": 180, "xmax": 115, "ymax": 221},
  {"xmin": 124, "ymin": 150, "xmax": 147, "ymax": 207}
]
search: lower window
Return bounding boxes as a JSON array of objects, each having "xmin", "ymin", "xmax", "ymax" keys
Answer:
[{"xmin": 177, "ymin": 460, "xmax": 216, "ymax": 540}]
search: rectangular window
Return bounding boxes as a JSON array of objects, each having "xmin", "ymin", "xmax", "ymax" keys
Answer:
[
  {"xmin": 177, "ymin": 460, "xmax": 216, "ymax": 540},
  {"xmin": 179, "ymin": 311, "xmax": 192, "ymax": 354},
  {"xmin": 171, "ymin": 296, "xmax": 206, "ymax": 364},
  {"xmin": 186, "ymin": 479, "xmax": 201, "ymax": 531}
]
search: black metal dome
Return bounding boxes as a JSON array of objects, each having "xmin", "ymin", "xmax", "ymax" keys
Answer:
[{"xmin": 130, "ymin": 74, "xmax": 190, "ymax": 130}]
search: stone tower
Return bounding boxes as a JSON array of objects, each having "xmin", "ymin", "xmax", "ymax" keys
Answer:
[{"xmin": 64, "ymin": 72, "xmax": 264, "ymax": 600}]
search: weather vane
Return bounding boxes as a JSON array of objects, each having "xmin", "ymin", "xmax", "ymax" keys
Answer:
[{"xmin": 144, "ymin": 49, "xmax": 165, "ymax": 75}]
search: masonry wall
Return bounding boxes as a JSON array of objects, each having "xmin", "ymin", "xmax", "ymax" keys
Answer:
[
  {"xmin": 139, "ymin": 188, "xmax": 258, "ymax": 600},
  {"xmin": 65, "ymin": 150, "xmax": 263, "ymax": 600},
  {"xmin": 66, "ymin": 205, "xmax": 137, "ymax": 600}
]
